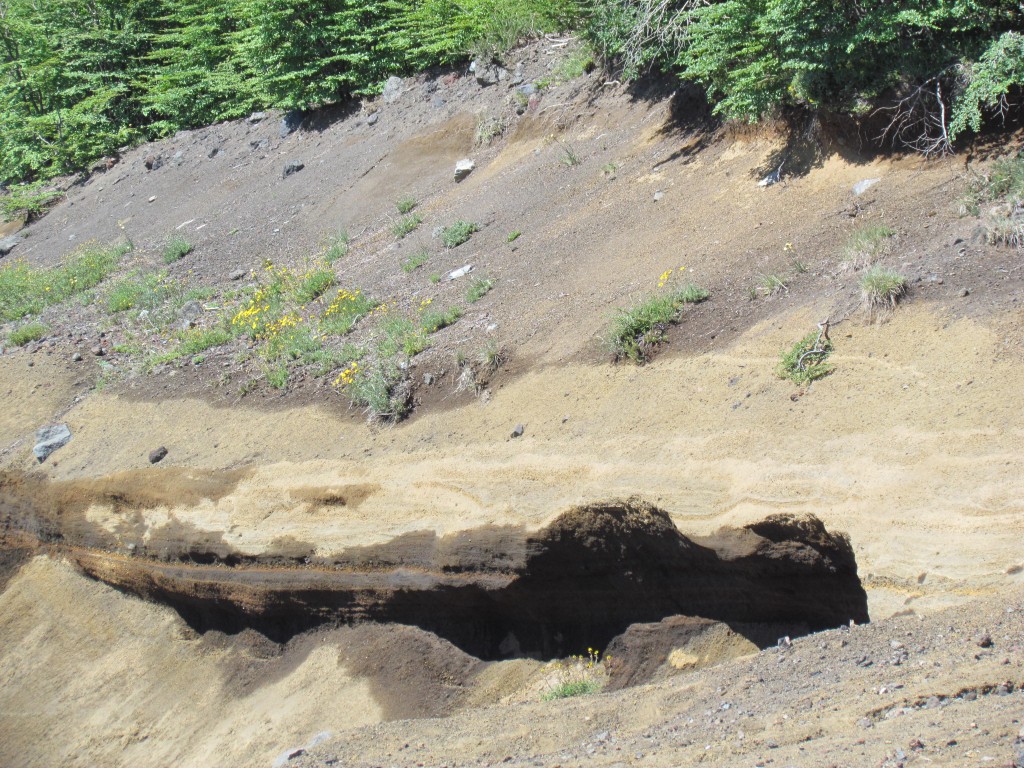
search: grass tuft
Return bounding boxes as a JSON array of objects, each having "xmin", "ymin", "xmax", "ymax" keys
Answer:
[
  {"xmin": 421, "ymin": 306, "xmax": 462, "ymax": 334},
  {"xmin": 162, "ymin": 235, "xmax": 193, "ymax": 264},
  {"xmin": 294, "ymin": 268, "xmax": 335, "ymax": 303},
  {"xmin": 608, "ymin": 284, "xmax": 709, "ymax": 363},
  {"xmin": 392, "ymin": 213, "xmax": 423, "ymax": 239},
  {"xmin": 441, "ymin": 221, "xmax": 479, "ymax": 248},
  {"xmin": 402, "ymin": 249, "xmax": 430, "ymax": 273},
  {"xmin": 396, "ymin": 196, "xmax": 417, "ymax": 215},
  {"xmin": 325, "ymin": 231, "xmax": 350, "ymax": 262},
  {"xmin": 8, "ymin": 320, "xmax": 47, "ymax": 346},
  {"xmin": 860, "ymin": 266, "xmax": 908, "ymax": 311},
  {"xmin": 842, "ymin": 224, "xmax": 895, "ymax": 270},
  {"xmin": 466, "ymin": 277, "xmax": 495, "ymax": 303}
]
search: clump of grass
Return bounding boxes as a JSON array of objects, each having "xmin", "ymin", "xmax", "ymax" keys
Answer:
[
  {"xmin": 478, "ymin": 340, "xmax": 505, "ymax": 371},
  {"xmin": 392, "ymin": 213, "xmax": 423, "ymax": 239},
  {"xmin": 402, "ymin": 249, "xmax": 430, "ymax": 273},
  {"xmin": 266, "ymin": 364, "xmax": 289, "ymax": 389},
  {"xmin": 962, "ymin": 155, "xmax": 1024, "ymax": 215},
  {"xmin": 0, "ymin": 240, "xmax": 130, "ymax": 321},
  {"xmin": 476, "ymin": 115, "xmax": 504, "ymax": 146},
  {"xmin": 320, "ymin": 288, "xmax": 377, "ymax": 335},
  {"xmin": 552, "ymin": 46, "xmax": 595, "ymax": 82},
  {"xmin": 779, "ymin": 329, "xmax": 833, "ymax": 384},
  {"xmin": 396, "ymin": 196, "xmax": 417, "ymax": 215},
  {"xmin": 379, "ymin": 315, "xmax": 429, "ymax": 357},
  {"xmin": 107, "ymin": 272, "xmax": 170, "ymax": 313},
  {"xmin": 8, "ymin": 320, "xmax": 47, "ymax": 346},
  {"xmin": 325, "ymin": 231, "xmax": 350, "ymax": 262},
  {"xmin": 984, "ymin": 214, "xmax": 1024, "ymax": 247},
  {"xmin": 860, "ymin": 266, "xmax": 908, "ymax": 311},
  {"xmin": 429, "ymin": 273, "xmax": 442, "ymax": 284},
  {"xmin": 842, "ymin": 224, "xmax": 895, "ymax": 270},
  {"xmin": 601, "ymin": 162, "xmax": 618, "ymax": 178},
  {"xmin": 506, "ymin": 230, "xmax": 521, "ymax": 243},
  {"xmin": 756, "ymin": 272, "xmax": 788, "ymax": 296},
  {"xmin": 541, "ymin": 649, "xmax": 606, "ymax": 702},
  {"xmin": 466, "ymin": 277, "xmax": 495, "ymax": 303},
  {"xmin": 146, "ymin": 325, "xmax": 236, "ymax": 368},
  {"xmin": 421, "ymin": 306, "xmax": 462, "ymax": 334},
  {"xmin": 294, "ymin": 268, "xmax": 335, "ymax": 303},
  {"xmin": 346, "ymin": 358, "xmax": 412, "ymax": 421},
  {"xmin": 441, "ymin": 221, "xmax": 479, "ymax": 248},
  {"xmin": 608, "ymin": 284, "xmax": 710, "ymax": 363},
  {"xmin": 162, "ymin": 235, "xmax": 193, "ymax": 264}
]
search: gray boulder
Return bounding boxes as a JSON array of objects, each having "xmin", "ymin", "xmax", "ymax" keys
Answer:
[
  {"xmin": 0, "ymin": 235, "xmax": 19, "ymax": 257},
  {"xmin": 381, "ymin": 76, "xmax": 404, "ymax": 104},
  {"xmin": 282, "ymin": 160, "xmax": 305, "ymax": 179},
  {"xmin": 34, "ymin": 424, "xmax": 71, "ymax": 463}
]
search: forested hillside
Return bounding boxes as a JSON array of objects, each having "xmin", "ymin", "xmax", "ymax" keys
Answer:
[{"xmin": 1, "ymin": 0, "xmax": 1022, "ymax": 187}]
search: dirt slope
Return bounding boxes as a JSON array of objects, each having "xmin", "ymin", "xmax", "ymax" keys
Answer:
[{"xmin": 1, "ymin": 38, "xmax": 1023, "ymax": 768}]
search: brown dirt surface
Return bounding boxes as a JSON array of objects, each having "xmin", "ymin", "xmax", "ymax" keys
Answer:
[{"xmin": 1, "ymin": 37, "xmax": 1023, "ymax": 768}]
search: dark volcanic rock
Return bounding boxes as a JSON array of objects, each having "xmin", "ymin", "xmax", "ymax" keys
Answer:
[{"xmin": 62, "ymin": 498, "xmax": 868, "ymax": 660}]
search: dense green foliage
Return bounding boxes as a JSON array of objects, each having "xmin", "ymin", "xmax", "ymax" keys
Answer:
[
  {"xmin": 1, "ymin": 0, "xmax": 1021, "ymax": 186},
  {"xmin": 586, "ymin": 0, "xmax": 1024, "ymax": 151},
  {"xmin": 0, "ymin": 0, "xmax": 578, "ymax": 185}
]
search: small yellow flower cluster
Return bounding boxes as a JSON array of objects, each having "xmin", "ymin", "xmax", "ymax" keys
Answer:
[
  {"xmin": 417, "ymin": 297, "xmax": 433, "ymax": 311},
  {"xmin": 232, "ymin": 285, "xmax": 273, "ymax": 334},
  {"xmin": 371, "ymin": 300, "xmax": 395, "ymax": 317},
  {"xmin": 324, "ymin": 288, "xmax": 363, "ymax": 317},
  {"xmin": 784, "ymin": 242, "xmax": 794, "ymax": 252},
  {"xmin": 332, "ymin": 361, "xmax": 360, "ymax": 388},
  {"xmin": 657, "ymin": 266, "xmax": 686, "ymax": 288}
]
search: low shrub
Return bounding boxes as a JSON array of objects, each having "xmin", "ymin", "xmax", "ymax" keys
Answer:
[
  {"xmin": 779, "ymin": 329, "xmax": 833, "ymax": 384},
  {"xmin": 392, "ymin": 213, "xmax": 423, "ymax": 239}
]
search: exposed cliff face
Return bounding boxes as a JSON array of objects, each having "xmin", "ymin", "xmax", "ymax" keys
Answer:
[{"xmin": 5, "ymin": 489, "xmax": 868, "ymax": 659}]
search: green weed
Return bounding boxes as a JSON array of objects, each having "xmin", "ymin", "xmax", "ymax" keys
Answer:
[
  {"xmin": 320, "ymin": 288, "xmax": 377, "ymax": 335},
  {"xmin": 541, "ymin": 649, "xmax": 606, "ymax": 702},
  {"xmin": 162, "ymin": 235, "xmax": 193, "ymax": 264},
  {"xmin": 0, "ymin": 240, "xmax": 130, "ymax": 321},
  {"xmin": 466, "ymin": 277, "xmax": 495, "ymax": 303},
  {"xmin": 107, "ymin": 272, "xmax": 170, "ymax": 313},
  {"xmin": 962, "ymin": 155, "xmax": 1024, "ymax": 215},
  {"xmin": 347, "ymin": 358, "xmax": 411, "ymax": 421},
  {"xmin": 842, "ymin": 224, "xmax": 895, "ymax": 269},
  {"xmin": 392, "ymin": 213, "xmax": 423, "ymax": 239},
  {"xmin": 421, "ymin": 306, "xmax": 462, "ymax": 333},
  {"xmin": 506, "ymin": 230, "xmax": 521, "ymax": 243},
  {"xmin": 325, "ymin": 231, "xmax": 350, "ymax": 262},
  {"xmin": 8, "ymin": 320, "xmax": 47, "ymax": 346},
  {"xmin": 608, "ymin": 283, "xmax": 709, "ymax": 363},
  {"xmin": 294, "ymin": 268, "xmax": 335, "ymax": 303},
  {"xmin": 396, "ymin": 196, "xmax": 418, "ymax": 215},
  {"xmin": 380, "ymin": 315, "xmax": 429, "ymax": 357},
  {"xmin": 756, "ymin": 273, "xmax": 788, "ymax": 296},
  {"xmin": 441, "ymin": 221, "xmax": 479, "ymax": 248},
  {"xmin": 402, "ymin": 249, "xmax": 430, "ymax": 273}
]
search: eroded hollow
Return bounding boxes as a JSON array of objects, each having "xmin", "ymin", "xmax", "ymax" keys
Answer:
[{"xmin": 57, "ymin": 498, "xmax": 869, "ymax": 660}]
